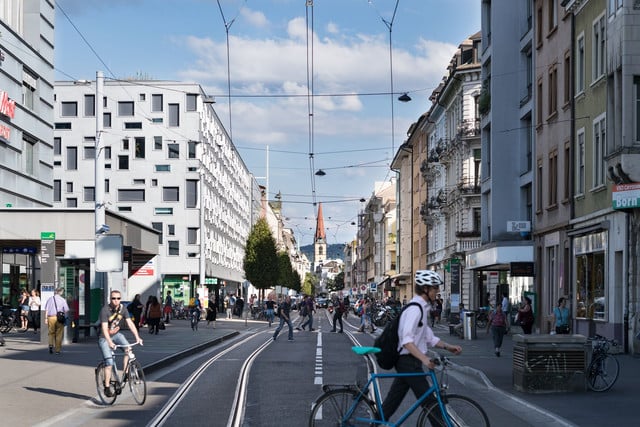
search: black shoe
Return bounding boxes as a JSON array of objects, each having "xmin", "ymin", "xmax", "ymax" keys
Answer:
[
  {"xmin": 339, "ymin": 330, "xmax": 343, "ymax": 333},
  {"xmin": 331, "ymin": 329, "xmax": 336, "ymax": 332},
  {"xmin": 104, "ymin": 386, "xmax": 114, "ymax": 397},
  {"xmin": 123, "ymin": 373, "xmax": 129, "ymax": 383},
  {"xmin": 273, "ymin": 336, "xmax": 277, "ymax": 341},
  {"xmin": 49, "ymin": 346, "xmax": 53, "ymax": 354},
  {"xmin": 309, "ymin": 328, "xmax": 315, "ymax": 331}
]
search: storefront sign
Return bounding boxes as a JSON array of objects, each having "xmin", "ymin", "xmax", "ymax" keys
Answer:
[
  {"xmin": 612, "ymin": 183, "xmax": 640, "ymax": 210},
  {"xmin": 0, "ymin": 90, "xmax": 16, "ymax": 119},
  {"xmin": 510, "ymin": 262, "xmax": 535, "ymax": 277},
  {"xmin": 134, "ymin": 259, "xmax": 155, "ymax": 276}
]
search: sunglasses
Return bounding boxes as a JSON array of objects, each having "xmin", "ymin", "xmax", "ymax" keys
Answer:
[{"xmin": 111, "ymin": 297, "xmax": 121, "ymax": 300}]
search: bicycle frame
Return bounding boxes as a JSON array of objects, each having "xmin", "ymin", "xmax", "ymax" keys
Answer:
[{"xmin": 347, "ymin": 369, "xmax": 452, "ymax": 427}]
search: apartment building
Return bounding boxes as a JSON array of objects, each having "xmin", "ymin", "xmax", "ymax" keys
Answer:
[
  {"xmin": 390, "ymin": 141, "xmax": 413, "ymax": 300},
  {"xmin": 52, "ymin": 80, "xmax": 253, "ymax": 304},
  {"xmin": 0, "ymin": 1, "xmax": 55, "ymax": 302},
  {"xmin": 532, "ymin": 0, "xmax": 573, "ymax": 331},
  {"xmin": 467, "ymin": 0, "xmax": 535, "ymax": 311},
  {"xmin": 422, "ymin": 33, "xmax": 482, "ymax": 310}
]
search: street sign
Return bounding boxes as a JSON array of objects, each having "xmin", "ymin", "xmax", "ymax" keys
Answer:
[
  {"xmin": 612, "ymin": 183, "xmax": 640, "ymax": 210},
  {"xmin": 40, "ymin": 231, "xmax": 56, "ymax": 240},
  {"xmin": 507, "ymin": 221, "xmax": 531, "ymax": 232}
]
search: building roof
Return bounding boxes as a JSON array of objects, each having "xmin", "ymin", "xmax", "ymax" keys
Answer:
[{"xmin": 315, "ymin": 203, "xmax": 326, "ymax": 241}]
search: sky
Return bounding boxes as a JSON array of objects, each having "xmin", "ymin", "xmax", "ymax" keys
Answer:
[{"xmin": 54, "ymin": 0, "xmax": 481, "ymax": 249}]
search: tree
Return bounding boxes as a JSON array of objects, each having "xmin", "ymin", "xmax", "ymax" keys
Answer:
[
  {"xmin": 333, "ymin": 271, "xmax": 345, "ymax": 291},
  {"xmin": 302, "ymin": 272, "xmax": 319, "ymax": 296},
  {"xmin": 243, "ymin": 218, "xmax": 279, "ymax": 294},
  {"xmin": 278, "ymin": 251, "xmax": 298, "ymax": 291}
]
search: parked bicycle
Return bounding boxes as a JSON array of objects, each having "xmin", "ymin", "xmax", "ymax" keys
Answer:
[
  {"xmin": 95, "ymin": 343, "xmax": 146, "ymax": 405},
  {"xmin": 586, "ymin": 334, "xmax": 619, "ymax": 392},
  {"xmin": 309, "ymin": 347, "xmax": 489, "ymax": 427},
  {"xmin": 0, "ymin": 306, "xmax": 20, "ymax": 333}
]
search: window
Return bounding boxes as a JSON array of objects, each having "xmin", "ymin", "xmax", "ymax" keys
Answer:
[
  {"xmin": 66, "ymin": 182, "xmax": 73, "ymax": 193},
  {"xmin": 168, "ymin": 143, "xmax": 179, "ymax": 158},
  {"xmin": 536, "ymin": 5, "xmax": 543, "ymax": 47},
  {"xmin": 576, "ymin": 129, "xmax": 585, "ymax": 195},
  {"xmin": 125, "ymin": 122, "xmax": 143, "ymax": 129},
  {"xmin": 135, "ymin": 137, "xmax": 145, "ymax": 159},
  {"xmin": 563, "ymin": 51, "xmax": 571, "ymax": 106},
  {"xmin": 186, "ymin": 94, "xmax": 197, "ymax": 111},
  {"xmin": 593, "ymin": 115, "xmax": 606, "ymax": 188},
  {"xmin": 133, "ymin": 179, "xmax": 145, "ymax": 185},
  {"xmin": 66, "ymin": 198, "xmax": 78, "ymax": 208},
  {"xmin": 163, "ymin": 187, "xmax": 180, "ymax": 202},
  {"xmin": 548, "ymin": 0, "xmax": 557, "ymax": 34},
  {"xmin": 23, "ymin": 69, "xmax": 37, "ymax": 111},
  {"xmin": 168, "ymin": 103, "xmax": 180, "ymax": 126},
  {"xmin": 575, "ymin": 235, "xmax": 606, "ymax": 320},
  {"xmin": 118, "ymin": 189, "xmax": 145, "ymax": 202},
  {"xmin": 84, "ymin": 187, "xmax": 95, "ymax": 202},
  {"xmin": 167, "ymin": 224, "xmax": 175, "ymax": 236},
  {"xmin": 635, "ymin": 77, "xmax": 640, "ymax": 142},
  {"xmin": 593, "ymin": 14, "xmax": 606, "ymax": 82},
  {"xmin": 154, "ymin": 136, "xmax": 162, "ymax": 150},
  {"xmin": 151, "ymin": 118, "xmax": 163, "ymax": 124},
  {"xmin": 188, "ymin": 140, "xmax": 198, "ymax": 158},
  {"xmin": 168, "ymin": 241, "xmax": 179, "ymax": 256},
  {"xmin": 609, "ymin": 0, "xmax": 623, "ymax": 16},
  {"xmin": 84, "ymin": 94, "xmax": 95, "ymax": 116},
  {"xmin": 84, "ymin": 145, "xmax": 95, "ymax": 159},
  {"xmin": 152, "ymin": 222, "xmax": 163, "ymax": 244},
  {"xmin": 548, "ymin": 150, "xmax": 557, "ymax": 207},
  {"xmin": 122, "ymin": 139, "xmax": 129, "ymax": 150},
  {"xmin": 118, "ymin": 206, "xmax": 132, "ymax": 212},
  {"xmin": 186, "ymin": 180, "xmax": 198, "ymax": 208},
  {"xmin": 105, "ymin": 146, "xmax": 112, "ymax": 159},
  {"xmin": 563, "ymin": 142, "xmax": 571, "ymax": 201},
  {"xmin": 54, "ymin": 180, "xmax": 61, "ymax": 202},
  {"xmin": 152, "ymin": 94, "xmax": 163, "ymax": 112},
  {"xmin": 155, "ymin": 207, "xmax": 174, "ymax": 215},
  {"xmin": 54, "ymin": 137, "xmax": 61, "ymax": 156},
  {"xmin": 155, "ymin": 164, "xmax": 171, "ymax": 172},
  {"xmin": 187, "ymin": 227, "xmax": 199, "ymax": 244},
  {"xmin": 118, "ymin": 155, "xmax": 129, "ymax": 170},
  {"xmin": 152, "ymin": 179, "xmax": 158, "ymax": 186},
  {"xmin": 537, "ymin": 160, "xmax": 543, "ymax": 212},
  {"xmin": 118, "ymin": 101, "xmax": 134, "ymax": 116},
  {"xmin": 536, "ymin": 78, "xmax": 543, "ymax": 126},
  {"xmin": 103, "ymin": 112, "xmax": 112, "ymax": 128},
  {"xmin": 576, "ymin": 34, "xmax": 585, "ymax": 94},
  {"xmin": 139, "ymin": 93, "xmax": 146, "ymax": 101},
  {"xmin": 24, "ymin": 138, "xmax": 35, "ymax": 175},
  {"xmin": 105, "ymin": 179, "xmax": 110, "ymax": 193},
  {"xmin": 61, "ymin": 102, "xmax": 78, "ymax": 117},
  {"xmin": 548, "ymin": 65, "xmax": 557, "ymax": 117},
  {"xmin": 66, "ymin": 147, "xmax": 78, "ymax": 170}
]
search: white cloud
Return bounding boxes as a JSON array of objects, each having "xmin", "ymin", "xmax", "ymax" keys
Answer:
[
  {"xmin": 326, "ymin": 22, "xmax": 339, "ymax": 34},
  {"xmin": 240, "ymin": 8, "xmax": 269, "ymax": 28}
]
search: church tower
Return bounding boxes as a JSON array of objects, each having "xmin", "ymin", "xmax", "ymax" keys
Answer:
[{"xmin": 314, "ymin": 203, "xmax": 327, "ymax": 270}]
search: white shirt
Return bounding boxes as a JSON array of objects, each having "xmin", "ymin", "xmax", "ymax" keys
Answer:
[
  {"xmin": 501, "ymin": 296, "xmax": 509, "ymax": 312},
  {"xmin": 398, "ymin": 296, "xmax": 440, "ymax": 354}
]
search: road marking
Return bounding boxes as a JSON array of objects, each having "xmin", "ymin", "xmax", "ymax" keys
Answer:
[{"xmin": 315, "ymin": 330, "xmax": 323, "ymax": 385}]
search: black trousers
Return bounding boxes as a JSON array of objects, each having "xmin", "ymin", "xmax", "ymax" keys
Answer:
[
  {"xmin": 332, "ymin": 311, "xmax": 343, "ymax": 331},
  {"xmin": 380, "ymin": 355, "xmax": 443, "ymax": 424}
]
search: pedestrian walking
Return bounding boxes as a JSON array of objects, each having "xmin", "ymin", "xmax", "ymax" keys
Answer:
[
  {"xmin": 273, "ymin": 296, "xmax": 294, "ymax": 341},
  {"xmin": 295, "ymin": 295, "xmax": 309, "ymax": 330},
  {"xmin": 206, "ymin": 296, "xmax": 217, "ymax": 328},
  {"xmin": 501, "ymin": 292, "xmax": 511, "ymax": 332},
  {"xmin": 551, "ymin": 297, "xmax": 570, "ymax": 334},
  {"xmin": 127, "ymin": 294, "xmax": 144, "ymax": 330},
  {"xmin": 331, "ymin": 296, "xmax": 344, "ymax": 333},
  {"xmin": 264, "ymin": 295, "xmax": 276, "ymax": 327},
  {"xmin": 147, "ymin": 296, "xmax": 162, "ymax": 334},
  {"xmin": 43, "ymin": 287, "xmax": 69, "ymax": 355},
  {"xmin": 18, "ymin": 288, "xmax": 29, "ymax": 331},
  {"xmin": 163, "ymin": 290, "xmax": 173, "ymax": 324},
  {"xmin": 487, "ymin": 304, "xmax": 508, "ymax": 356},
  {"xmin": 301, "ymin": 296, "xmax": 316, "ymax": 331},
  {"xmin": 517, "ymin": 296, "xmax": 534, "ymax": 334}
]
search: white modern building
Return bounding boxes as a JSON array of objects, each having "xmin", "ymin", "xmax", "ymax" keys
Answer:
[{"xmin": 52, "ymin": 80, "xmax": 254, "ymax": 305}]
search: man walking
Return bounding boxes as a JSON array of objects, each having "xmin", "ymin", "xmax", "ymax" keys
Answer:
[
  {"xmin": 273, "ymin": 296, "xmax": 294, "ymax": 341},
  {"xmin": 331, "ymin": 296, "xmax": 344, "ymax": 333},
  {"xmin": 163, "ymin": 290, "xmax": 173, "ymax": 324},
  {"xmin": 43, "ymin": 287, "xmax": 69, "ymax": 355},
  {"xmin": 301, "ymin": 295, "xmax": 316, "ymax": 331}
]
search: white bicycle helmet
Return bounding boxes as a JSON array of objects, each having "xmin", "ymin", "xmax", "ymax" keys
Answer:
[{"xmin": 415, "ymin": 270, "xmax": 443, "ymax": 288}]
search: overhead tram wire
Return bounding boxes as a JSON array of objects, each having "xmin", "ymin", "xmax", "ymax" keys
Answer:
[{"xmin": 305, "ymin": 0, "xmax": 317, "ymax": 209}]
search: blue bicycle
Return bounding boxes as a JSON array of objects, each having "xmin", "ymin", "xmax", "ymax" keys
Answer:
[{"xmin": 309, "ymin": 347, "xmax": 489, "ymax": 427}]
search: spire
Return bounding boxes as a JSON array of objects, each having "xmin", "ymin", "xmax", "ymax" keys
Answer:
[{"xmin": 315, "ymin": 203, "xmax": 326, "ymax": 241}]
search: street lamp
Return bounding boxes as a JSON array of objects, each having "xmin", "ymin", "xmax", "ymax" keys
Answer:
[
  {"xmin": 315, "ymin": 169, "xmax": 326, "ymax": 176},
  {"xmin": 398, "ymin": 93, "xmax": 412, "ymax": 102}
]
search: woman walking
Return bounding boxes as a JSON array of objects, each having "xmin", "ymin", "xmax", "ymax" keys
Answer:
[
  {"xmin": 28, "ymin": 289, "xmax": 41, "ymax": 333},
  {"xmin": 487, "ymin": 304, "xmax": 508, "ymax": 356},
  {"xmin": 551, "ymin": 297, "xmax": 570, "ymax": 334},
  {"xmin": 518, "ymin": 296, "xmax": 534, "ymax": 334}
]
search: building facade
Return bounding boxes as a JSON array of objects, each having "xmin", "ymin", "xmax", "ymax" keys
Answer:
[{"xmin": 52, "ymin": 80, "xmax": 253, "ymax": 304}]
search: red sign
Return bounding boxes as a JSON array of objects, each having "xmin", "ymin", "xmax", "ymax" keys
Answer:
[
  {"xmin": 0, "ymin": 124, "xmax": 10, "ymax": 139},
  {"xmin": 0, "ymin": 91, "xmax": 16, "ymax": 119}
]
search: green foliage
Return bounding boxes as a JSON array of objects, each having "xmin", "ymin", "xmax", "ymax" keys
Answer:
[
  {"xmin": 332, "ymin": 271, "xmax": 345, "ymax": 291},
  {"xmin": 278, "ymin": 251, "xmax": 295, "ymax": 289},
  {"xmin": 302, "ymin": 272, "xmax": 318, "ymax": 296},
  {"xmin": 243, "ymin": 218, "xmax": 279, "ymax": 290}
]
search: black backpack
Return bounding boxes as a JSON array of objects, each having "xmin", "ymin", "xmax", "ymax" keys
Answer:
[{"xmin": 373, "ymin": 302, "xmax": 423, "ymax": 370}]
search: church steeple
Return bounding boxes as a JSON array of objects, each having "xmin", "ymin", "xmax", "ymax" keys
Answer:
[{"xmin": 314, "ymin": 203, "xmax": 327, "ymax": 268}]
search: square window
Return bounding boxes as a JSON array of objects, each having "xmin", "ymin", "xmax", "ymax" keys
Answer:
[
  {"xmin": 118, "ymin": 101, "xmax": 134, "ymax": 116},
  {"xmin": 61, "ymin": 102, "xmax": 78, "ymax": 117}
]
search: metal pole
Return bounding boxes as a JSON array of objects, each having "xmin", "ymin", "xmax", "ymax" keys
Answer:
[{"xmin": 95, "ymin": 71, "xmax": 105, "ymax": 234}]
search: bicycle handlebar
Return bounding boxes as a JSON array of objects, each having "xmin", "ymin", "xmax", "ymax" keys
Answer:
[{"xmin": 114, "ymin": 342, "xmax": 142, "ymax": 349}]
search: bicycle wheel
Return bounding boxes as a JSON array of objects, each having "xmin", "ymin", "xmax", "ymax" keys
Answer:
[
  {"xmin": 127, "ymin": 360, "xmax": 147, "ymax": 405},
  {"xmin": 587, "ymin": 355, "xmax": 620, "ymax": 392},
  {"xmin": 95, "ymin": 362, "xmax": 117, "ymax": 405},
  {"xmin": 418, "ymin": 394, "xmax": 490, "ymax": 427},
  {"xmin": 309, "ymin": 389, "xmax": 377, "ymax": 427}
]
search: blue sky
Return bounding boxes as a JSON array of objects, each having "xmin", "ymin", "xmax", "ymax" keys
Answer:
[{"xmin": 55, "ymin": 0, "xmax": 480, "ymax": 248}]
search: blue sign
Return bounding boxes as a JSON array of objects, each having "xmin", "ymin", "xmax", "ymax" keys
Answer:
[{"xmin": 3, "ymin": 247, "xmax": 37, "ymax": 254}]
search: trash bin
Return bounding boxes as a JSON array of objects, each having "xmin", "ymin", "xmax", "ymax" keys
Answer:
[{"xmin": 463, "ymin": 311, "xmax": 476, "ymax": 340}]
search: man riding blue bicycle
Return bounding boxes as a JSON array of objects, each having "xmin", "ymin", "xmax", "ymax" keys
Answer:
[
  {"xmin": 381, "ymin": 270, "xmax": 462, "ymax": 424},
  {"xmin": 99, "ymin": 290, "xmax": 143, "ymax": 398},
  {"xmin": 190, "ymin": 293, "xmax": 202, "ymax": 331}
]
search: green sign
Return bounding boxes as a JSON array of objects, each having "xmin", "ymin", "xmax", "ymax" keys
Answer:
[
  {"xmin": 205, "ymin": 278, "xmax": 218, "ymax": 285},
  {"xmin": 40, "ymin": 232, "xmax": 56, "ymax": 240}
]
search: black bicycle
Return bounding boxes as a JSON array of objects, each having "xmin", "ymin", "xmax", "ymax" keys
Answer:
[
  {"xmin": 95, "ymin": 343, "xmax": 146, "ymax": 405},
  {"xmin": 586, "ymin": 334, "xmax": 619, "ymax": 392}
]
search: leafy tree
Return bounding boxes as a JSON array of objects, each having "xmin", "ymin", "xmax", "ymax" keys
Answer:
[
  {"xmin": 292, "ymin": 270, "xmax": 302, "ymax": 292},
  {"xmin": 243, "ymin": 218, "xmax": 279, "ymax": 294},
  {"xmin": 332, "ymin": 271, "xmax": 345, "ymax": 291},
  {"xmin": 302, "ymin": 272, "xmax": 318, "ymax": 296},
  {"xmin": 278, "ymin": 251, "xmax": 295, "ymax": 289}
]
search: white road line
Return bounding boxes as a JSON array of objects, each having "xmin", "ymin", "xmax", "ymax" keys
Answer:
[{"xmin": 314, "ymin": 330, "xmax": 323, "ymax": 385}]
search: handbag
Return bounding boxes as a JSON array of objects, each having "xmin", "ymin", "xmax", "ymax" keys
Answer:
[
  {"xmin": 52, "ymin": 296, "xmax": 66, "ymax": 324},
  {"xmin": 556, "ymin": 324, "xmax": 570, "ymax": 334}
]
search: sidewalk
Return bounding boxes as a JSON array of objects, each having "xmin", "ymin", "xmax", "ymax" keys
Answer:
[
  {"xmin": 0, "ymin": 318, "xmax": 242, "ymax": 425},
  {"xmin": 431, "ymin": 322, "xmax": 640, "ymax": 426}
]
